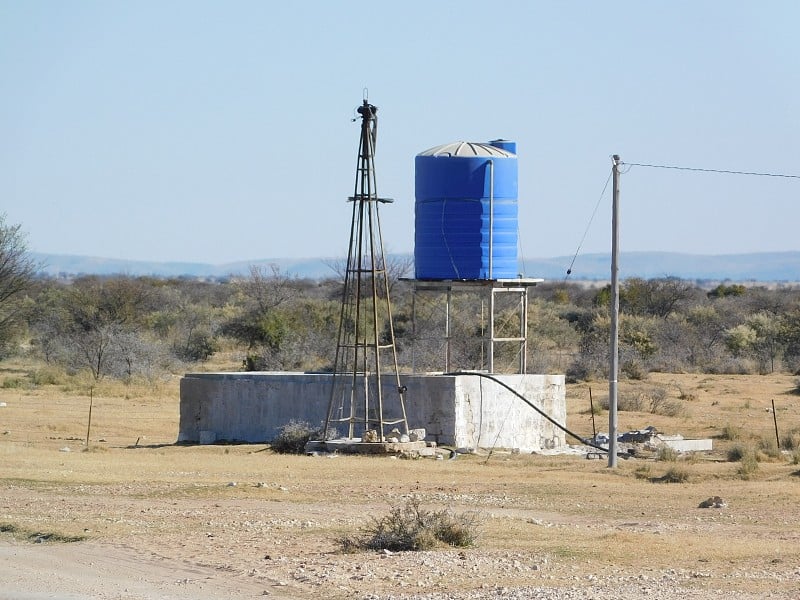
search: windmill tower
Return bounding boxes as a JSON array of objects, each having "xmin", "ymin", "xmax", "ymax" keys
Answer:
[{"xmin": 323, "ymin": 97, "xmax": 409, "ymax": 443}]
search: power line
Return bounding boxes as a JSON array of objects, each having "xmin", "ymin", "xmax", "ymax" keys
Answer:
[
  {"xmin": 623, "ymin": 162, "xmax": 800, "ymax": 179},
  {"xmin": 564, "ymin": 169, "xmax": 613, "ymax": 280}
]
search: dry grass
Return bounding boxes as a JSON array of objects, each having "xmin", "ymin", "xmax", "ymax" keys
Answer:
[{"xmin": 3, "ymin": 360, "xmax": 800, "ymax": 597}]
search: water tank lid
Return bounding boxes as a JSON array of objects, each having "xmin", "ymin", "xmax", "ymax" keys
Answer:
[{"xmin": 417, "ymin": 141, "xmax": 515, "ymax": 158}]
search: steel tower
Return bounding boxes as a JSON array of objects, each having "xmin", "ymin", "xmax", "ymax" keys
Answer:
[{"xmin": 323, "ymin": 98, "xmax": 409, "ymax": 442}]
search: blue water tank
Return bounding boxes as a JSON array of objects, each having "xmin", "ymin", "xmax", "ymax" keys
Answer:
[{"xmin": 414, "ymin": 141, "xmax": 518, "ymax": 280}]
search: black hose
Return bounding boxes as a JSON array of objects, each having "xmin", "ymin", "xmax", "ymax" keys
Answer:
[{"xmin": 443, "ymin": 371, "xmax": 609, "ymax": 454}]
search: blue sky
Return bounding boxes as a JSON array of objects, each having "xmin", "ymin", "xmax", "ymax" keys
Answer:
[{"xmin": 2, "ymin": 1, "xmax": 798, "ymax": 265}]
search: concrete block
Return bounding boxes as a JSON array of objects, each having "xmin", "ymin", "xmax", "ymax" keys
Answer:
[{"xmin": 179, "ymin": 372, "xmax": 566, "ymax": 453}]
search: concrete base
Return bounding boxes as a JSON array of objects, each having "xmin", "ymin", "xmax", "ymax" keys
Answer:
[
  {"xmin": 179, "ymin": 372, "xmax": 566, "ymax": 453},
  {"xmin": 305, "ymin": 439, "xmax": 429, "ymax": 455},
  {"xmin": 659, "ymin": 436, "xmax": 713, "ymax": 452}
]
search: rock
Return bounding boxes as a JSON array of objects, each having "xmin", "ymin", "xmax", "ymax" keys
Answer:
[
  {"xmin": 409, "ymin": 428, "xmax": 426, "ymax": 442},
  {"xmin": 698, "ymin": 496, "xmax": 727, "ymax": 508}
]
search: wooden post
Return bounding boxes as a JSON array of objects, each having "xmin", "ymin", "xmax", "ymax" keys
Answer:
[
  {"xmin": 772, "ymin": 399, "xmax": 780, "ymax": 449},
  {"xmin": 85, "ymin": 387, "xmax": 94, "ymax": 448}
]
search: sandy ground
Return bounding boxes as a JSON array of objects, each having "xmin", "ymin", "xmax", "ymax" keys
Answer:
[
  {"xmin": 0, "ymin": 540, "xmax": 282, "ymax": 600},
  {"xmin": 3, "ymin": 372, "xmax": 800, "ymax": 599}
]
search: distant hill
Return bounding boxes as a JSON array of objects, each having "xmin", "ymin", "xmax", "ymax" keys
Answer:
[{"xmin": 31, "ymin": 251, "xmax": 800, "ymax": 283}]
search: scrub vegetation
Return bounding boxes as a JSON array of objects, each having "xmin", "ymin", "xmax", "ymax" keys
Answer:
[{"xmin": 5, "ymin": 264, "xmax": 800, "ymax": 384}]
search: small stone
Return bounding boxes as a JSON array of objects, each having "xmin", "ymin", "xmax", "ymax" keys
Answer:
[{"xmin": 409, "ymin": 428, "xmax": 426, "ymax": 442}]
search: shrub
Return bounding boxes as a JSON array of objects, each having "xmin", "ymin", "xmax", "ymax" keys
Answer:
[
  {"xmin": 726, "ymin": 443, "xmax": 751, "ymax": 462},
  {"xmin": 1, "ymin": 377, "xmax": 23, "ymax": 389},
  {"xmin": 719, "ymin": 424, "xmax": 743, "ymax": 441},
  {"xmin": 601, "ymin": 393, "xmax": 644, "ymax": 412},
  {"xmin": 339, "ymin": 498, "xmax": 481, "ymax": 552},
  {"xmin": 737, "ymin": 453, "xmax": 759, "ymax": 479},
  {"xmin": 621, "ymin": 360, "xmax": 647, "ymax": 380},
  {"xmin": 29, "ymin": 367, "xmax": 65, "ymax": 386},
  {"xmin": 757, "ymin": 437, "xmax": 781, "ymax": 460},
  {"xmin": 270, "ymin": 420, "xmax": 332, "ymax": 454},
  {"xmin": 634, "ymin": 464, "xmax": 652, "ymax": 480},
  {"xmin": 780, "ymin": 428, "xmax": 800, "ymax": 451},
  {"xmin": 656, "ymin": 445, "xmax": 679, "ymax": 462}
]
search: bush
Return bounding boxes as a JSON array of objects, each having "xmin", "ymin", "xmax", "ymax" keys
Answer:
[
  {"xmin": 339, "ymin": 498, "xmax": 481, "ymax": 552},
  {"xmin": 601, "ymin": 393, "xmax": 644, "ymax": 412},
  {"xmin": 1, "ymin": 377, "xmax": 23, "ymax": 389},
  {"xmin": 780, "ymin": 428, "xmax": 800, "ymax": 451},
  {"xmin": 737, "ymin": 453, "xmax": 759, "ymax": 479},
  {"xmin": 270, "ymin": 420, "xmax": 331, "ymax": 454},
  {"xmin": 656, "ymin": 445, "xmax": 679, "ymax": 462},
  {"xmin": 621, "ymin": 360, "xmax": 647, "ymax": 380},
  {"xmin": 757, "ymin": 437, "xmax": 781, "ymax": 460},
  {"xmin": 726, "ymin": 443, "xmax": 751, "ymax": 462},
  {"xmin": 29, "ymin": 367, "xmax": 66, "ymax": 386},
  {"xmin": 719, "ymin": 423, "xmax": 743, "ymax": 441}
]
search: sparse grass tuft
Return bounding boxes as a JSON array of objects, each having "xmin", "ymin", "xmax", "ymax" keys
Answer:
[
  {"xmin": 726, "ymin": 443, "xmax": 751, "ymax": 462},
  {"xmin": 780, "ymin": 428, "xmax": 800, "ymax": 451},
  {"xmin": 719, "ymin": 423, "xmax": 743, "ymax": 441},
  {"xmin": 656, "ymin": 464, "xmax": 690, "ymax": 483},
  {"xmin": 757, "ymin": 437, "xmax": 781, "ymax": 461},
  {"xmin": 338, "ymin": 498, "xmax": 481, "ymax": 552},
  {"xmin": 634, "ymin": 464, "xmax": 652, "ymax": 480},
  {"xmin": 737, "ymin": 453, "xmax": 760, "ymax": 479},
  {"xmin": 656, "ymin": 445, "xmax": 679, "ymax": 462}
]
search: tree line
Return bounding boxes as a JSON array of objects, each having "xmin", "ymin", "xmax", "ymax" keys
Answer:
[{"xmin": 3, "ymin": 218, "xmax": 800, "ymax": 382}]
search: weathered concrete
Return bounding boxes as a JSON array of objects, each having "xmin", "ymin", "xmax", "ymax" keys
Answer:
[
  {"xmin": 658, "ymin": 435, "xmax": 713, "ymax": 452},
  {"xmin": 179, "ymin": 372, "xmax": 566, "ymax": 453}
]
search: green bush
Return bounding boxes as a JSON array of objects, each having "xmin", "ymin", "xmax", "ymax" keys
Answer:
[
  {"xmin": 1, "ymin": 377, "xmax": 23, "ymax": 389},
  {"xmin": 339, "ymin": 498, "xmax": 481, "ymax": 552}
]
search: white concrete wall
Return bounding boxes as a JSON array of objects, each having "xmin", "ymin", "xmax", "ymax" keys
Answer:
[{"xmin": 179, "ymin": 372, "xmax": 566, "ymax": 452}]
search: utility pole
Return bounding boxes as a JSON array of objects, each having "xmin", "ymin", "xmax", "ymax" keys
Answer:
[{"xmin": 608, "ymin": 155, "xmax": 621, "ymax": 468}]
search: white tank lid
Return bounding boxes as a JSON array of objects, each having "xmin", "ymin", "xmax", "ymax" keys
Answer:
[{"xmin": 418, "ymin": 141, "xmax": 515, "ymax": 158}]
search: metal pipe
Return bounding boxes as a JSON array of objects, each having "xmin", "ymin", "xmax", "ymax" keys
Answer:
[
  {"xmin": 608, "ymin": 155, "xmax": 621, "ymax": 468},
  {"xmin": 488, "ymin": 160, "xmax": 494, "ymax": 279}
]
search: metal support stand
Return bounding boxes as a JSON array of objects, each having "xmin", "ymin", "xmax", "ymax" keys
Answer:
[{"xmin": 409, "ymin": 278, "xmax": 541, "ymax": 374}]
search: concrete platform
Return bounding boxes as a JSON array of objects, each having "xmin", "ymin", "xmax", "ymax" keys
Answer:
[
  {"xmin": 305, "ymin": 439, "xmax": 428, "ymax": 455},
  {"xmin": 179, "ymin": 372, "xmax": 566, "ymax": 453}
]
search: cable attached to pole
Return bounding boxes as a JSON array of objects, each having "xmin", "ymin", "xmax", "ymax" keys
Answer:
[
  {"xmin": 444, "ymin": 371, "xmax": 609, "ymax": 453},
  {"xmin": 564, "ymin": 169, "xmax": 613, "ymax": 280}
]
